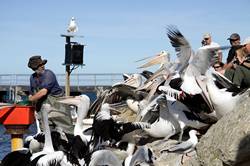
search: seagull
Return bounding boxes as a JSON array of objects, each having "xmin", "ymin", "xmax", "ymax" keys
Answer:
[
  {"xmin": 160, "ymin": 129, "xmax": 199, "ymax": 164},
  {"xmin": 162, "ymin": 129, "xmax": 199, "ymax": 154},
  {"xmin": 67, "ymin": 17, "xmax": 78, "ymax": 33}
]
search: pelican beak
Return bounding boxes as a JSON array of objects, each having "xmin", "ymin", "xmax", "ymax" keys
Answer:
[{"xmin": 137, "ymin": 51, "xmax": 168, "ymax": 69}]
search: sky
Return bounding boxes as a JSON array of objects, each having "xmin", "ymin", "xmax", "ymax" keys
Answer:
[{"xmin": 1, "ymin": 0, "xmax": 250, "ymax": 75}]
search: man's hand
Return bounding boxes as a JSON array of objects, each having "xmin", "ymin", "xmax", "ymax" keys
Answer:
[{"xmin": 29, "ymin": 88, "xmax": 48, "ymax": 102}]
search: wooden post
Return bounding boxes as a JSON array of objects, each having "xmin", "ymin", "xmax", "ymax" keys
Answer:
[{"xmin": 65, "ymin": 65, "xmax": 70, "ymax": 96}]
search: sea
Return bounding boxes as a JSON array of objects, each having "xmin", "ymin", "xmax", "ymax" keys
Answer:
[{"xmin": 0, "ymin": 92, "xmax": 97, "ymax": 160}]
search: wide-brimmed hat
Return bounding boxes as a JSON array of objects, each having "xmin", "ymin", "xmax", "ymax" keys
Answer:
[
  {"xmin": 28, "ymin": 55, "xmax": 47, "ymax": 70},
  {"xmin": 227, "ymin": 33, "xmax": 240, "ymax": 41}
]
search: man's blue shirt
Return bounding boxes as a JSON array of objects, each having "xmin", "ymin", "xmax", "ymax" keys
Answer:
[{"xmin": 29, "ymin": 69, "xmax": 63, "ymax": 96}]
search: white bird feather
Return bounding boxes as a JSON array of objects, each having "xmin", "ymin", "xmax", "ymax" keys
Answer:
[{"xmin": 67, "ymin": 17, "xmax": 78, "ymax": 33}]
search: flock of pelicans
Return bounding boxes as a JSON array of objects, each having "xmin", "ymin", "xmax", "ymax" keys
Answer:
[{"xmin": 2, "ymin": 26, "xmax": 250, "ymax": 166}]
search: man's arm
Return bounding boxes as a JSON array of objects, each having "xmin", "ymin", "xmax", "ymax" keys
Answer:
[
  {"xmin": 223, "ymin": 62, "xmax": 234, "ymax": 70},
  {"xmin": 29, "ymin": 88, "xmax": 48, "ymax": 102}
]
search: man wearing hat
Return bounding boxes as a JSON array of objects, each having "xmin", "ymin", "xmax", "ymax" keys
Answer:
[
  {"xmin": 28, "ymin": 55, "xmax": 64, "ymax": 103},
  {"xmin": 229, "ymin": 37, "xmax": 250, "ymax": 88},
  {"xmin": 224, "ymin": 33, "xmax": 241, "ymax": 80},
  {"xmin": 27, "ymin": 56, "xmax": 75, "ymax": 134},
  {"xmin": 201, "ymin": 33, "xmax": 223, "ymax": 62}
]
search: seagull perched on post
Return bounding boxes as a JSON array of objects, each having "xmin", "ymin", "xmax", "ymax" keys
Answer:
[{"xmin": 67, "ymin": 17, "xmax": 78, "ymax": 33}]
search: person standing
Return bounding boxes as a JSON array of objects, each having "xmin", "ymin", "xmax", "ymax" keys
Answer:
[
  {"xmin": 201, "ymin": 33, "xmax": 223, "ymax": 62},
  {"xmin": 226, "ymin": 33, "xmax": 241, "ymax": 66},
  {"xmin": 224, "ymin": 33, "xmax": 241, "ymax": 80}
]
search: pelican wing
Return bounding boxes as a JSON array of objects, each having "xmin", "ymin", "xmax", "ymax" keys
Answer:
[
  {"xmin": 167, "ymin": 25, "xmax": 194, "ymax": 73},
  {"xmin": 89, "ymin": 149, "xmax": 122, "ymax": 166},
  {"xmin": 37, "ymin": 151, "xmax": 64, "ymax": 166},
  {"xmin": 192, "ymin": 46, "xmax": 231, "ymax": 75}
]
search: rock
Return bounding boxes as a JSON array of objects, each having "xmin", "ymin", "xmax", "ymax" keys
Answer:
[{"xmin": 196, "ymin": 97, "xmax": 250, "ymax": 166}]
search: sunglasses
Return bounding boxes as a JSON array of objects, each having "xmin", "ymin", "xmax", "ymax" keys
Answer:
[
  {"xmin": 34, "ymin": 64, "xmax": 45, "ymax": 71},
  {"xmin": 204, "ymin": 38, "xmax": 210, "ymax": 40},
  {"xmin": 214, "ymin": 65, "xmax": 221, "ymax": 68},
  {"xmin": 230, "ymin": 38, "xmax": 240, "ymax": 41}
]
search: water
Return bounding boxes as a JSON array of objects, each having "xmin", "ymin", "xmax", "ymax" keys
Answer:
[{"xmin": 0, "ymin": 123, "xmax": 37, "ymax": 160}]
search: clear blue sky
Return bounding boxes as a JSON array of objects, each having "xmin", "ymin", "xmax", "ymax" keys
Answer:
[{"xmin": 1, "ymin": 0, "xmax": 250, "ymax": 74}]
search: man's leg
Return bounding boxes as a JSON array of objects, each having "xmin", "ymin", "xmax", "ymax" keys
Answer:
[
  {"xmin": 232, "ymin": 66, "xmax": 245, "ymax": 87},
  {"xmin": 224, "ymin": 68, "xmax": 235, "ymax": 82}
]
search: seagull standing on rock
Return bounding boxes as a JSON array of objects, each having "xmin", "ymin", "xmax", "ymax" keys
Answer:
[{"xmin": 161, "ymin": 129, "xmax": 199, "ymax": 164}]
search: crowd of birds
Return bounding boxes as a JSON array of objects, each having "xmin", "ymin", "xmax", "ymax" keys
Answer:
[{"xmin": 2, "ymin": 25, "xmax": 250, "ymax": 166}]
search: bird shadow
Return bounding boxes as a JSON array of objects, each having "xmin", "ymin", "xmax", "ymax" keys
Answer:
[{"xmin": 231, "ymin": 134, "xmax": 250, "ymax": 166}]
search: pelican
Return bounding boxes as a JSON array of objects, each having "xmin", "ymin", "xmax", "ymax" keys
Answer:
[
  {"xmin": 136, "ymin": 50, "xmax": 171, "ymax": 69},
  {"xmin": 142, "ymin": 94, "xmax": 180, "ymax": 139},
  {"xmin": 141, "ymin": 70, "xmax": 154, "ymax": 79},
  {"xmin": 88, "ymin": 149, "xmax": 123, "ymax": 166},
  {"xmin": 59, "ymin": 95, "xmax": 92, "ymax": 164},
  {"xmin": 205, "ymin": 70, "xmax": 250, "ymax": 119},
  {"xmin": 162, "ymin": 91, "xmax": 209, "ymax": 141},
  {"xmin": 91, "ymin": 103, "xmax": 150, "ymax": 150},
  {"xmin": 0, "ymin": 149, "xmax": 32, "ymax": 166},
  {"xmin": 113, "ymin": 73, "xmax": 145, "ymax": 88},
  {"xmin": 30, "ymin": 104, "xmax": 65, "ymax": 166},
  {"xmin": 142, "ymin": 93, "xmax": 208, "ymax": 141},
  {"xmin": 89, "ymin": 145, "xmax": 154, "ymax": 166},
  {"xmin": 166, "ymin": 26, "xmax": 230, "ymax": 95},
  {"xmin": 124, "ymin": 145, "xmax": 155, "ymax": 166}
]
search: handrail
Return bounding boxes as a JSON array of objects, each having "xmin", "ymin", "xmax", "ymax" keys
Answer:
[{"xmin": 0, "ymin": 73, "xmax": 124, "ymax": 87}]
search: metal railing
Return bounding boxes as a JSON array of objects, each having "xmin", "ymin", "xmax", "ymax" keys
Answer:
[{"xmin": 0, "ymin": 73, "xmax": 124, "ymax": 87}]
